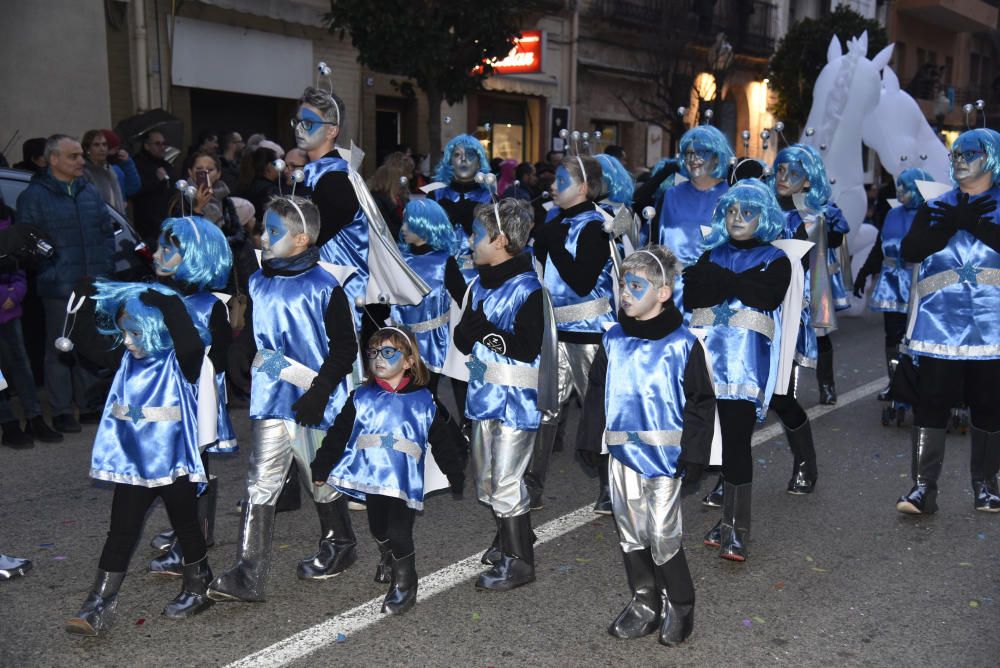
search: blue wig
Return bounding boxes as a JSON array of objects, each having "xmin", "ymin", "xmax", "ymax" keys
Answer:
[
  {"xmin": 434, "ymin": 134, "xmax": 490, "ymax": 183},
  {"xmin": 400, "ymin": 198, "xmax": 457, "ymax": 254},
  {"xmin": 651, "ymin": 157, "xmax": 681, "ymax": 196},
  {"xmin": 703, "ymin": 179, "xmax": 786, "ymax": 250},
  {"xmin": 160, "ymin": 216, "xmax": 232, "ymax": 290},
  {"xmin": 679, "ymin": 126, "xmax": 735, "ymax": 180},
  {"xmin": 772, "ymin": 144, "xmax": 831, "ymax": 213},
  {"xmin": 896, "ymin": 168, "xmax": 934, "ymax": 210},
  {"xmin": 595, "ymin": 154, "xmax": 634, "ymax": 206},
  {"xmin": 93, "ymin": 281, "xmax": 209, "ymax": 359},
  {"xmin": 949, "ymin": 128, "xmax": 1000, "ymax": 187}
]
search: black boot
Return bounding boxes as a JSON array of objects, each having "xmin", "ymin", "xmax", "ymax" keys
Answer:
[
  {"xmin": 65, "ymin": 570, "xmax": 125, "ymax": 636},
  {"xmin": 970, "ymin": 427, "xmax": 1000, "ymax": 513},
  {"xmin": 1, "ymin": 420, "xmax": 33, "ymax": 449},
  {"xmin": 476, "ymin": 513, "xmax": 535, "ymax": 591},
  {"xmin": 594, "ymin": 455, "xmax": 612, "ymax": 515},
  {"xmin": 719, "ymin": 482, "xmax": 751, "ymax": 562},
  {"xmin": 208, "ymin": 503, "xmax": 276, "ymax": 602},
  {"xmin": 381, "ymin": 552, "xmax": 417, "ymax": 615},
  {"xmin": 701, "ymin": 474, "xmax": 724, "ymax": 508},
  {"xmin": 149, "ymin": 540, "xmax": 184, "ymax": 576},
  {"xmin": 608, "ymin": 548, "xmax": 660, "ymax": 639},
  {"xmin": 878, "ymin": 346, "xmax": 897, "ymax": 401},
  {"xmin": 817, "ymin": 349, "xmax": 837, "ymax": 405},
  {"xmin": 481, "ymin": 512, "xmax": 502, "ymax": 566},
  {"xmin": 374, "ymin": 539, "xmax": 392, "ymax": 583},
  {"xmin": 524, "ymin": 423, "xmax": 558, "ymax": 510},
  {"xmin": 784, "ymin": 420, "xmax": 817, "ymax": 495},
  {"xmin": 789, "ymin": 363, "xmax": 802, "ymax": 401},
  {"xmin": 150, "ymin": 479, "xmax": 218, "ymax": 575},
  {"xmin": 27, "ymin": 416, "xmax": 63, "ymax": 443},
  {"xmin": 276, "ymin": 465, "xmax": 302, "ymax": 513},
  {"xmin": 297, "ymin": 497, "xmax": 357, "ymax": 580},
  {"xmin": 897, "ymin": 427, "xmax": 946, "ymax": 515},
  {"xmin": 150, "ymin": 529, "xmax": 175, "ymax": 553},
  {"xmin": 198, "ymin": 478, "xmax": 218, "ymax": 547},
  {"xmin": 654, "ymin": 551, "xmax": 695, "ymax": 646},
  {"xmin": 163, "ymin": 558, "xmax": 214, "ymax": 619},
  {"xmin": 702, "ymin": 520, "xmax": 721, "ymax": 548}
]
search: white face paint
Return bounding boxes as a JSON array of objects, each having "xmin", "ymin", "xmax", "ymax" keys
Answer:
[
  {"xmin": 153, "ymin": 233, "xmax": 182, "ymax": 277},
  {"xmin": 261, "ymin": 210, "xmax": 298, "ymax": 260},
  {"xmin": 401, "ymin": 222, "xmax": 426, "ymax": 247},
  {"xmin": 118, "ymin": 313, "xmax": 146, "ymax": 359},
  {"xmin": 684, "ymin": 144, "xmax": 719, "ymax": 180},
  {"xmin": 950, "ymin": 142, "xmax": 988, "ymax": 184},
  {"xmin": 619, "ymin": 270, "xmax": 664, "ymax": 320},
  {"xmin": 896, "ymin": 182, "xmax": 915, "ymax": 208},
  {"xmin": 725, "ymin": 203, "xmax": 761, "ymax": 241},
  {"xmin": 450, "ymin": 146, "xmax": 481, "ymax": 183},
  {"xmin": 293, "ymin": 105, "xmax": 333, "ymax": 152}
]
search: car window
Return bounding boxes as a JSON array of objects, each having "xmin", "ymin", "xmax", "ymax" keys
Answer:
[{"xmin": 0, "ymin": 178, "xmax": 27, "ymax": 212}]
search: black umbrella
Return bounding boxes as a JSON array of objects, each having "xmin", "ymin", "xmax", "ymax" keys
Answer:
[{"xmin": 114, "ymin": 109, "xmax": 184, "ymax": 156}]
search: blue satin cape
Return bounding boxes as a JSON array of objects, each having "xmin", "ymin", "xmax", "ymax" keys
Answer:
[
  {"xmin": 391, "ymin": 248, "xmax": 451, "ymax": 372},
  {"xmin": 869, "ymin": 206, "xmax": 916, "ymax": 313},
  {"xmin": 433, "ymin": 184, "xmax": 492, "ymax": 281}
]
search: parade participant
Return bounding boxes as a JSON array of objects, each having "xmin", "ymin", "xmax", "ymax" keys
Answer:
[
  {"xmin": 773, "ymin": 144, "xmax": 850, "ymax": 405},
  {"xmin": 595, "ymin": 153, "xmax": 634, "ymax": 215},
  {"xmin": 209, "ymin": 196, "xmax": 358, "ymax": 603},
  {"xmin": 310, "ymin": 327, "xmax": 467, "ymax": 615},
  {"xmin": 651, "ymin": 126, "xmax": 733, "ymax": 310},
  {"xmin": 897, "ymin": 128, "xmax": 1000, "ymax": 514},
  {"xmin": 579, "ymin": 245, "xmax": 714, "ymax": 646},
  {"xmin": 65, "ymin": 281, "xmax": 213, "ymax": 635},
  {"xmin": 391, "ymin": 199, "xmax": 467, "ymax": 387},
  {"xmin": 530, "ymin": 155, "xmax": 615, "ymax": 514},
  {"xmin": 454, "ymin": 198, "xmax": 546, "ymax": 591},
  {"xmin": 0, "ymin": 367, "xmax": 32, "ymax": 581},
  {"xmin": 684, "ymin": 179, "xmax": 793, "ymax": 562},
  {"xmin": 854, "ymin": 168, "xmax": 933, "ymax": 424},
  {"xmin": 145, "ymin": 215, "xmax": 235, "ymax": 575}
]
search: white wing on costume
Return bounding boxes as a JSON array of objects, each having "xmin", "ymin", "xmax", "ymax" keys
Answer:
[
  {"xmin": 317, "ymin": 261, "xmax": 357, "ymax": 286},
  {"xmin": 915, "ymin": 179, "xmax": 951, "ymax": 202},
  {"xmin": 675, "ymin": 174, "xmax": 689, "ymax": 185},
  {"xmin": 211, "ymin": 292, "xmax": 233, "ymax": 305},
  {"xmin": 687, "ymin": 335, "xmax": 723, "ymax": 467},
  {"xmin": 542, "ymin": 201, "xmax": 556, "ymax": 212},
  {"xmin": 771, "ymin": 239, "xmax": 814, "ymax": 396},
  {"xmin": 441, "ymin": 282, "xmax": 474, "ymax": 382},
  {"xmin": 700, "ymin": 225, "xmax": 712, "ymax": 239},
  {"xmin": 196, "ymin": 354, "xmax": 219, "ymax": 451},
  {"xmin": 423, "ymin": 446, "xmax": 450, "ymax": 494},
  {"xmin": 887, "ymin": 198, "xmax": 902, "ymax": 209},
  {"xmin": 419, "ymin": 181, "xmax": 447, "ymax": 195}
]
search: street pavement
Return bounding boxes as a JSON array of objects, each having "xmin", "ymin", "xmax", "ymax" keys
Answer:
[{"xmin": 1, "ymin": 311, "xmax": 997, "ymax": 667}]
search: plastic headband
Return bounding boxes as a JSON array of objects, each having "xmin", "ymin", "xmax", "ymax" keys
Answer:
[
  {"xmin": 493, "ymin": 202, "xmax": 505, "ymax": 237},
  {"xmin": 377, "ymin": 326, "xmax": 414, "ymax": 350},
  {"xmin": 286, "ymin": 198, "xmax": 307, "ymax": 231},
  {"xmin": 182, "ymin": 216, "xmax": 201, "ymax": 243},
  {"xmin": 575, "ymin": 156, "xmax": 587, "ymax": 187},
  {"xmin": 634, "ymin": 249, "xmax": 667, "ymax": 283}
]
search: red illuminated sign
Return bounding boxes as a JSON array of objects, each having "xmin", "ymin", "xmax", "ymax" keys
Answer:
[{"xmin": 489, "ymin": 30, "xmax": 543, "ymax": 75}]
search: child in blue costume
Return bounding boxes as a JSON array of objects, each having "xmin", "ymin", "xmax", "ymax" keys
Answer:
[
  {"xmin": 897, "ymin": 128, "xmax": 1000, "ymax": 514},
  {"xmin": 531, "ymin": 155, "xmax": 615, "ymax": 514},
  {"xmin": 146, "ymin": 215, "xmax": 235, "ymax": 576},
  {"xmin": 455, "ymin": 198, "xmax": 546, "ymax": 591},
  {"xmin": 596, "ymin": 153, "xmax": 634, "ymax": 215},
  {"xmin": 311, "ymin": 327, "xmax": 466, "ymax": 615},
  {"xmin": 579, "ymin": 245, "xmax": 714, "ymax": 647},
  {"xmin": 773, "ymin": 144, "xmax": 850, "ymax": 405},
  {"xmin": 652, "ymin": 126, "xmax": 733, "ymax": 311},
  {"xmin": 683, "ymin": 179, "xmax": 793, "ymax": 562},
  {"xmin": 66, "ymin": 280, "xmax": 214, "ymax": 636},
  {"xmin": 209, "ymin": 196, "xmax": 358, "ymax": 603},
  {"xmin": 854, "ymin": 168, "xmax": 933, "ymax": 414},
  {"xmin": 391, "ymin": 199, "xmax": 467, "ymax": 386}
]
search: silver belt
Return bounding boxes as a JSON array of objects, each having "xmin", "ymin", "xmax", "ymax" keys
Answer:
[
  {"xmin": 252, "ymin": 349, "xmax": 317, "ymax": 390},
  {"xmin": 356, "ymin": 433, "xmax": 423, "ymax": 459},
  {"xmin": 111, "ymin": 402, "xmax": 181, "ymax": 424},
  {"xmin": 406, "ymin": 312, "xmax": 449, "ymax": 334},
  {"xmin": 552, "ymin": 297, "xmax": 611, "ymax": 324},
  {"xmin": 690, "ymin": 306, "xmax": 775, "ymax": 340},
  {"xmin": 915, "ymin": 266, "xmax": 1000, "ymax": 299},
  {"xmin": 605, "ymin": 429, "xmax": 682, "ymax": 447}
]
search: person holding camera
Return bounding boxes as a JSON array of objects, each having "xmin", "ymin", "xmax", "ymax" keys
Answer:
[{"xmin": 14, "ymin": 134, "xmax": 116, "ymax": 433}]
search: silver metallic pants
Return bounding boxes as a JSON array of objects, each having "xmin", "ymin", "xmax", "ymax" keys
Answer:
[
  {"xmin": 245, "ymin": 419, "xmax": 340, "ymax": 506},
  {"xmin": 471, "ymin": 420, "xmax": 535, "ymax": 518},
  {"xmin": 609, "ymin": 457, "xmax": 683, "ymax": 565},
  {"xmin": 541, "ymin": 341, "xmax": 599, "ymax": 424}
]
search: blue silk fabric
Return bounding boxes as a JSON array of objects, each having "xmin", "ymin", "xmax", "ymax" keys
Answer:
[
  {"xmin": 655, "ymin": 180, "xmax": 729, "ymax": 311},
  {"xmin": 543, "ymin": 207, "xmax": 616, "ymax": 333},
  {"xmin": 184, "ymin": 292, "xmax": 237, "ymax": 452},
  {"xmin": 695, "ymin": 243, "xmax": 786, "ymax": 419},
  {"xmin": 906, "ymin": 186, "xmax": 1000, "ymax": 360},
  {"xmin": 869, "ymin": 206, "xmax": 916, "ymax": 313},
  {"xmin": 433, "ymin": 184, "xmax": 492, "ymax": 281},
  {"xmin": 391, "ymin": 248, "xmax": 451, "ymax": 372},
  {"xmin": 465, "ymin": 272, "xmax": 543, "ymax": 431},
  {"xmin": 91, "ymin": 351, "xmax": 206, "ymax": 487},
  {"xmin": 602, "ymin": 324, "xmax": 699, "ymax": 478},
  {"xmin": 781, "ymin": 210, "xmax": 818, "ymax": 367},
  {"xmin": 824, "ymin": 204, "xmax": 851, "ymax": 311},
  {"xmin": 328, "ymin": 384, "xmax": 436, "ymax": 510},
  {"xmin": 248, "ymin": 265, "xmax": 350, "ymax": 429}
]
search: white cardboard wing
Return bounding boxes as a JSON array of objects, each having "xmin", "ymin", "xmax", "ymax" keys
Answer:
[
  {"xmin": 419, "ymin": 181, "xmax": 447, "ymax": 195},
  {"xmin": 196, "ymin": 354, "xmax": 219, "ymax": 451},
  {"xmin": 771, "ymin": 239, "xmax": 814, "ymax": 396},
  {"xmin": 915, "ymin": 179, "xmax": 951, "ymax": 202},
  {"xmin": 886, "ymin": 198, "xmax": 902, "ymax": 209},
  {"xmin": 440, "ymin": 283, "xmax": 474, "ymax": 382}
]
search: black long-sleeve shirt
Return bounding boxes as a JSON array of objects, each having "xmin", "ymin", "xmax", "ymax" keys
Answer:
[
  {"xmin": 684, "ymin": 239, "xmax": 792, "ymax": 312},
  {"xmin": 408, "ymin": 243, "xmax": 467, "ymax": 304},
  {"xmin": 631, "ymin": 161, "xmax": 678, "ymax": 213},
  {"xmin": 311, "ymin": 150, "xmax": 361, "ymax": 249}
]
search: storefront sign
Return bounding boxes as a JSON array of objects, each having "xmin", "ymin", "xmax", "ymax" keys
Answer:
[{"xmin": 489, "ymin": 31, "xmax": 544, "ymax": 75}]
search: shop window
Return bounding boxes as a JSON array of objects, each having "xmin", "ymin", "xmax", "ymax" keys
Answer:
[{"xmin": 592, "ymin": 121, "xmax": 619, "ymax": 154}]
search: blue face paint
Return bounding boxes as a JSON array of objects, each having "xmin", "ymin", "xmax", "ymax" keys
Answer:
[
  {"xmin": 776, "ymin": 160, "xmax": 807, "ymax": 185},
  {"xmin": 262, "ymin": 210, "xmax": 295, "ymax": 259},
  {"xmin": 119, "ymin": 313, "xmax": 145, "ymax": 357},
  {"xmin": 472, "ymin": 219, "xmax": 490, "ymax": 247},
  {"xmin": 684, "ymin": 145, "xmax": 715, "ymax": 163},
  {"xmin": 154, "ymin": 234, "xmax": 181, "ymax": 275},
  {"xmin": 555, "ymin": 166, "xmax": 575, "ymax": 194},
  {"xmin": 623, "ymin": 272, "xmax": 651, "ymax": 301},
  {"xmin": 295, "ymin": 107, "xmax": 327, "ymax": 136}
]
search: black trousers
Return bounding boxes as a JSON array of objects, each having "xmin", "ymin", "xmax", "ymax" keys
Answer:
[
  {"xmin": 98, "ymin": 476, "xmax": 206, "ymax": 572},
  {"xmin": 717, "ymin": 399, "xmax": 758, "ymax": 485},
  {"xmin": 883, "ymin": 312, "xmax": 907, "ymax": 348},
  {"xmin": 366, "ymin": 494, "xmax": 417, "ymax": 557},
  {"xmin": 914, "ymin": 357, "xmax": 1000, "ymax": 431},
  {"xmin": 770, "ymin": 392, "xmax": 808, "ymax": 431}
]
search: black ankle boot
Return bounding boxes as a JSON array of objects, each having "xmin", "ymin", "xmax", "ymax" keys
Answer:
[
  {"xmin": 1, "ymin": 420, "xmax": 33, "ymax": 449},
  {"xmin": 701, "ymin": 474, "xmax": 724, "ymax": 507},
  {"xmin": 719, "ymin": 482, "xmax": 751, "ymax": 562},
  {"xmin": 594, "ymin": 455, "xmax": 612, "ymax": 515},
  {"xmin": 65, "ymin": 570, "xmax": 125, "ymax": 636},
  {"xmin": 381, "ymin": 552, "xmax": 417, "ymax": 615},
  {"xmin": 897, "ymin": 427, "xmax": 945, "ymax": 515},
  {"xmin": 654, "ymin": 550, "xmax": 695, "ymax": 646},
  {"xmin": 817, "ymin": 349, "xmax": 837, "ymax": 405},
  {"xmin": 969, "ymin": 427, "xmax": 1000, "ymax": 512},
  {"xmin": 163, "ymin": 558, "xmax": 214, "ymax": 619},
  {"xmin": 481, "ymin": 512, "xmax": 502, "ymax": 566},
  {"xmin": 608, "ymin": 548, "xmax": 660, "ymax": 639},
  {"xmin": 374, "ymin": 539, "xmax": 392, "ymax": 583},
  {"xmin": 208, "ymin": 503, "xmax": 275, "ymax": 602},
  {"xmin": 878, "ymin": 347, "xmax": 897, "ymax": 401},
  {"xmin": 703, "ymin": 520, "xmax": 721, "ymax": 548},
  {"xmin": 297, "ymin": 497, "xmax": 357, "ymax": 580},
  {"xmin": 525, "ymin": 423, "xmax": 558, "ymax": 511},
  {"xmin": 476, "ymin": 513, "xmax": 535, "ymax": 591},
  {"xmin": 784, "ymin": 420, "xmax": 817, "ymax": 495},
  {"xmin": 150, "ymin": 529, "xmax": 175, "ymax": 553},
  {"xmin": 149, "ymin": 540, "xmax": 184, "ymax": 576},
  {"xmin": 27, "ymin": 416, "xmax": 63, "ymax": 443}
]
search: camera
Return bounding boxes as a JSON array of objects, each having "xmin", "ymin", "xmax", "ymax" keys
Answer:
[{"xmin": 26, "ymin": 231, "xmax": 55, "ymax": 259}]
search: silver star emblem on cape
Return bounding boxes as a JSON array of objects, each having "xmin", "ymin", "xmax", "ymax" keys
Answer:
[
  {"xmin": 125, "ymin": 404, "xmax": 145, "ymax": 424},
  {"xmin": 955, "ymin": 262, "xmax": 981, "ymax": 285},
  {"xmin": 258, "ymin": 348, "xmax": 291, "ymax": 381},
  {"xmin": 466, "ymin": 356, "xmax": 487, "ymax": 383},
  {"xmin": 711, "ymin": 303, "xmax": 738, "ymax": 326}
]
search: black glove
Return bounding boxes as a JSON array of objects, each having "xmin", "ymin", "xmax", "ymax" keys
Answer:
[
  {"xmin": 292, "ymin": 378, "xmax": 334, "ymax": 427},
  {"xmin": 683, "ymin": 261, "xmax": 735, "ymax": 292},
  {"xmin": 447, "ymin": 471, "xmax": 465, "ymax": 499},
  {"xmin": 0, "ymin": 224, "xmax": 50, "ymax": 258},
  {"xmin": 852, "ymin": 270, "xmax": 869, "ymax": 299},
  {"xmin": 139, "ymin": 288, "xmax": 183, "ymax": 312},
  {"xmin": 963, "ymin": 194, "xmax": 998, "ymax": 231},
  {"xmin": 928, "ymin": 195, "xmax": 969, "ymax": 234},
  {"xmin": 456, "ymin": 301, "xmax": 498, "ymax": 347}
]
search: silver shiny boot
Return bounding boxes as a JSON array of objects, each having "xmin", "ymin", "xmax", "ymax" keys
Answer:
[
  {"xmin": 208, "ymin": 503, "xmax": 275, "ymax": 602},
  {"xmin": 0, "ymin": 554, "xmax": 32, "ymax": 580},
  {"xmin": 65, "ymin": 570, "xmax": 125, "ymax": 636}
]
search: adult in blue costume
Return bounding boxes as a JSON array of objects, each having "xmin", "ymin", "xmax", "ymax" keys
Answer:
[
  {"xmin": 896, "ymin": 128, "xmax": 1000, "ymax": 515},
  {"xmin": 683, "ymin": 180, "xmax": 792, "ymax": 562},
  {"xmin": 312, "ymin": 327, "xmax": 466, "ymax": 615},
  {"xmin": 532, "ymin": 155, "xmax": 615, "ymax": 514},
  {"xmin": 210, "ymin": 196, "xmax": 359, "ymax": 603},
  {"xmin": 455, "ymin": 199, "xmax": 545, "ymax": 591},
  {"xmin": 65, "ymin": 281, "xmax": 215, "ymax": 636},
  {"xmin": 579, "ymin": 245, "xmax": 714, "ymax": 646},
  {"xmin": 854, "ymin": 168, "xmax": 933, "ymax": 423},
  {"xmin": 651, "ymin": 125, "xmax": 733, "ymax": 311},
  {"xmin": 145, "ymin": 215, "xmax": 235, "ymax": 576}
]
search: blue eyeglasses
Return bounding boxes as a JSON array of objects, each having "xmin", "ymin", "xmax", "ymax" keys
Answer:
[
  {"xmin": 949, "ymin": 149, "xmax": 986, "ymax": 164},
  {"xmin": 290, "ymin": 117, "xmax": 337, "ymax": 133},
  {"xmin": 365, "ymin": 346, "xmax": 401, "ymax": 360},
  {"xmin": 684, "ymin": 148, "xmax": 715, "ymax": 162}
]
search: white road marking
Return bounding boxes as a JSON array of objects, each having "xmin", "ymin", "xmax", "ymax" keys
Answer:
[{"xmin": 226, "ymin": 377, "xmax": 885, "ymax": 668}]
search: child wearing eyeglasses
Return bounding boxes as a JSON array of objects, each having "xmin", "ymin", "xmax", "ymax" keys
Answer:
[{"xmin": 310, "ymin": 327, "xmax": 467, "ymax": 615}]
